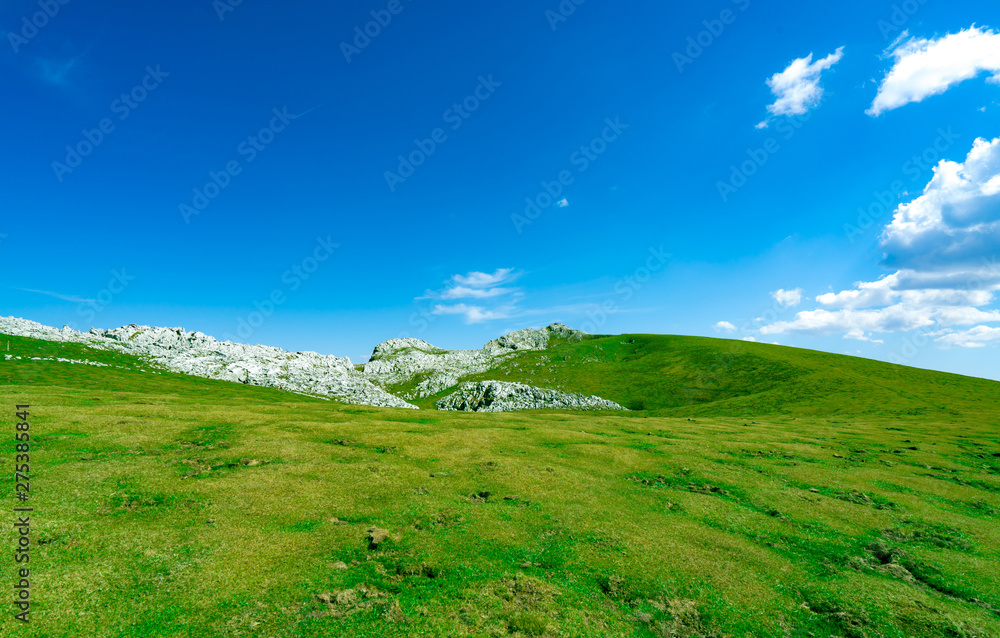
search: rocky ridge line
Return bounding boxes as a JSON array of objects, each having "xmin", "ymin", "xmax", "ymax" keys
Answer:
[
  {"xmin": 0, "ymin": 317, "xmax": 622, "ymax": 412},
  {"xmin": 0, "ymin": 317, "xmax": 415, "ymax": 409}
]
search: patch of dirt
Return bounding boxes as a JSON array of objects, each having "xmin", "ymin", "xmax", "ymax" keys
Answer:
[
  {"xmin": 394, "ymin": 562, "xmax": 440, "ymax": 579},
  {"xmin": 367, "ymin": 527, "xmax": 391, "ymax": 550},
  {"xmin": 172, "ymin": 457, "xmax": 268, "ymax": 478},
  {"xmin": 382, "ymin": 599, "xmax": 411, "ymax": 624},
  {"xmin": 493, "ymin": 573, "xmax": 560, "ymax": 635},
  {"xmin": 469, "ymin": 490, "xmax": 493, "ymax": 504},
  {"xmin": 498, "ymin": 574, "xmax": 559, "ymax": 605},
  {"xmin": 637, "ymin": 598, "xmax": 726, "ymax": 638},
  {"xmin": 309, "ymin": 584, "xmax": 389, "ymax": 619}
]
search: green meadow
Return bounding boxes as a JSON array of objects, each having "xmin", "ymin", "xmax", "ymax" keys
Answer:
[{"xmin": 2, "ymin": 333, "xmax": 999, "ymax": 637}]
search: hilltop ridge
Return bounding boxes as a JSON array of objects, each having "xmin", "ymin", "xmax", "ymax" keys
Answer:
[
  {"xmin": 0, "ymin": 317, "xmax": 592, "ymax": 410},
  {"xmin": 3, "ymin": 316, "xmax": 999, "ymax": 418}
]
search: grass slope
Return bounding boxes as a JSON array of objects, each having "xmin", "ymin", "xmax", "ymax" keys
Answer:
[
  {"xmin": 428, "ymin": 334, "xmax": 1000, "ymax": 419},
  {"xmin": 1, "ymin": 334, "xmax": 999, "ymax": 637}
]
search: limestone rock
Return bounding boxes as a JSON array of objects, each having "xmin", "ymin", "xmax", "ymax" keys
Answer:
[
  {"xmin": 1, "ymin": 317, "xmax": 598, "ymax": 413},
  {"xmin": 436, "ymin": 380, "xmax": 626, "ymax": 413},
  {"xmin": 0, "ymin": 317, "xmax": 416, "ymax": 409},
  {"xmin": 364, "ymin": 323, "xmax": 589, "ymax": 401}
]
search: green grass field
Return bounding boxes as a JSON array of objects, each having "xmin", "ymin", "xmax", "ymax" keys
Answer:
[{"xmin": 2, "ymin": 333, "xmax": 999, "ymax": 637}]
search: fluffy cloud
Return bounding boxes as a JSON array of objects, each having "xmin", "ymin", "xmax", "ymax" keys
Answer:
[
  {"xmin": 771, "ymin": 288, "xmax": 804, "ymax": 307},
  {"xmin": 880, "ymin": 137, "xmax": 1000, "ymax": 271},
  {"xmin": 714, "ymin": 321, "xmax": 737, "ymax": 333},
  {"xmin": 430, "ymin": 303, "xmax": 514, "ymax": 324},
  {"xmin": 936, "ymin": 325, "xmax": 1000, "ymax": 348},
  {"xmin": 869, "ymin": 26, "xmax": 1000, "ymax": 116},
  {"xmin": 761, "ymin": 137, "xmax": 1000, "ymax": 349},
  {"xmin": 815, "ymin": 272, "xmax": 996, "ymax": 309},
  {"xmin": 757, "ymin": 48, "xmax": 844, "ymax": 127}
]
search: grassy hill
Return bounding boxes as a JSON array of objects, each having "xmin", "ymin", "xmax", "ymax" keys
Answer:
[
  {"xmin": 2, "ymin": 333, "xmax": 999, "ymax": 637},
  {"xmin": 412, "ymin": 334, "xmax": 1000, "ymax": 420}
]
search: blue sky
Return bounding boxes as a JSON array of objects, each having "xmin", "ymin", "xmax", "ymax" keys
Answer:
[{"xmin": 2, "ymin": 0, "xmax": 1000, "ymax": 379}]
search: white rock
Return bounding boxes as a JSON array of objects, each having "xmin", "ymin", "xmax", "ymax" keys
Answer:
[
  {"xmin": 0, "ymin": 317, "xmax": 416, "ymax": 409},
  {"xmin": 0, "ymin": 318, "xmax": 596, "ymax": 412},
  {"xmin": 363, "ymin": 323, "xmax": 589, "ymax": 400},
  {"xmin": 436, "ymin": 380, "xmax": 626, "ymax": 413}
]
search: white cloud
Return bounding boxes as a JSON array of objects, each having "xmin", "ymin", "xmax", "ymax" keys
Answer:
[
  {"xmin": 815, "ymin": 273, "xmax": 996, "ymax": 309},
  {"xmin": 420, "ymin": 268, "xmax": 522, "ymax": 301},
  {"xmin": 758, "ymin": 47, "xmax": 844, "ymax": 127},
  {"xmin": 869, "ymin": 26, "xmax": 1000, "ymax": 116},
  {"xmin": 17, "ymin": 288, "xmax": 95, "ymax": 304},
  {"xmin": 452, "ymin": 268, "xmax": 519, "ymax": 288},
  {"xmin": 936, "ymin": 325, "xmax": 1000, "ymax": 348},
  {"xmin": 760, "ymin": 136, "xmax": 1000, "ymax": 349},
  {"xmin": 844, "ymin": 329, "xmax": 884, "ymax": 344},
  {"xmin": 880, "ymin": 137, "xmax": 1000, "ymax": 271},
  {"xmin": 761, "ymin": 301, "xmax": 1000, "ymax": 336},
  {"xmin": 714, "ymin": 321, "xmax": 737, "ymax": 333},
  {"xmin": 771, "ymin": 288, "xmax": 804, "ymax": 308},
  {"xmin": 741, "ymin": 336, "xmax": 757, "ymax": 342},
  {"xmin": 421, "ymin": 286, "xmax": 515, "ymax": 301},
  {"xmin": 557, "ymin": 198, "xmax": 569, "ymax": 208},
  {"xmin": 430, "ymin": 303, "xmax": 515, "ymax": 324},
  {"xmin": 419, "ymin": 268, "xmax": 522, "ymax": 322}
]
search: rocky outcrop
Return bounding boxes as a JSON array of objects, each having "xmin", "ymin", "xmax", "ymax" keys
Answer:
[
  {"xmin": 482, "ymin": 322, "xmax": 585, "ymax": 353},
  {"xmin": 0, "ymin": 317, "xmax": 416, "ymax": 409},
  {"xmin": 436, "ymin": 380, "xmax": 626, "ymax": 413},
  {"xmin": 1, "ymin": 317, "xmax": 602, "ymax": 412},
  {"xmin": 364, "ymin": 323, "xmax": 589, "ymax": 400},
  {"xmin": 368, "ymin": 338, "xmax": 444, "ymax": 361}
]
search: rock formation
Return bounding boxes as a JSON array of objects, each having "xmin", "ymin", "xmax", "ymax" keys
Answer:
[
  {"xmin": 0, "ymin": 317, "xmax": 619, "ymax": 412},
  {"xmin": 436, "ymin": 380, "xmax": 626, "ymax": 412}
]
